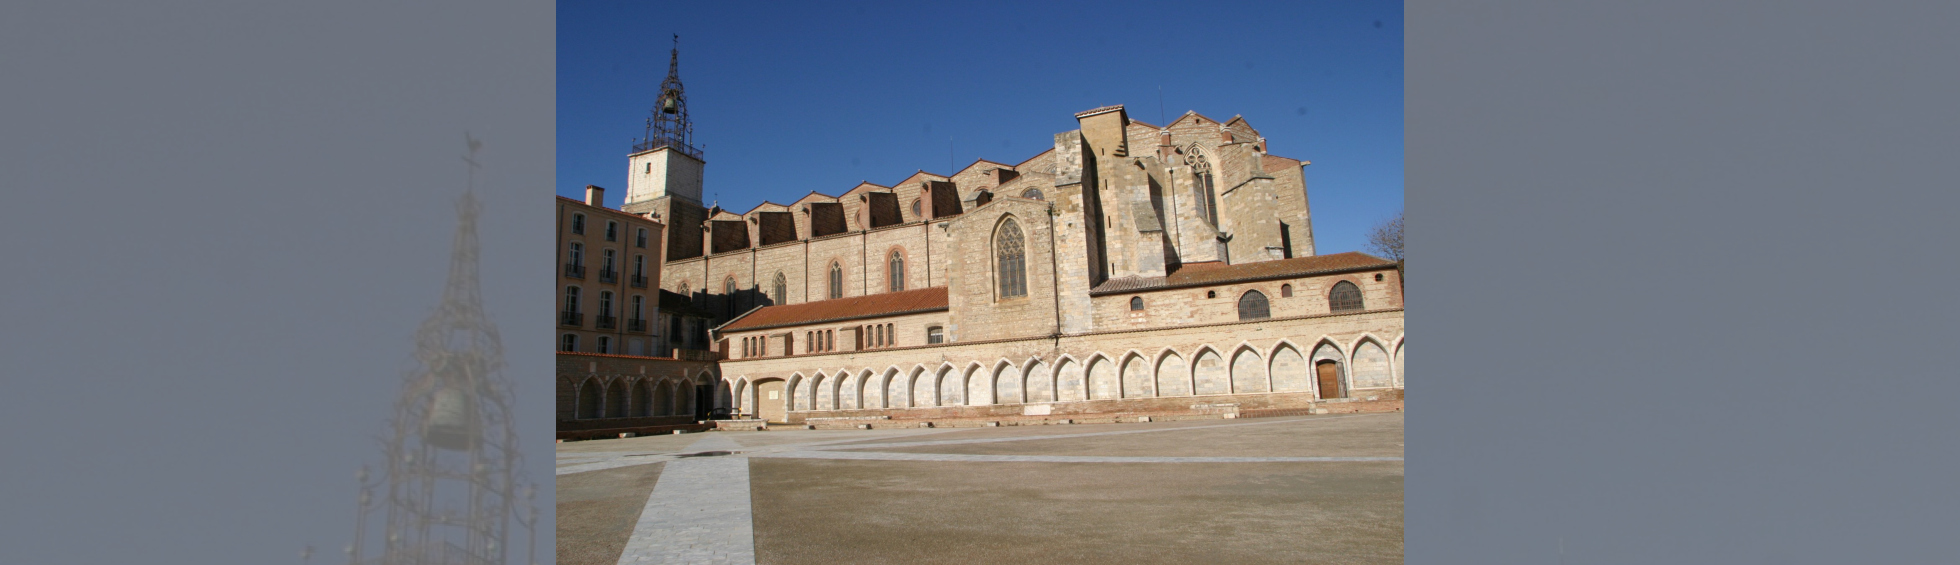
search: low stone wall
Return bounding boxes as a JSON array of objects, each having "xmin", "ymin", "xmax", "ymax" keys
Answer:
[
  {"xmin": 714, "ymin": 419, "xmax": 768, "ymax": 431},
  {"xmin": 780, "ymin": 390, "xmax": 1402, "ymax": 424},
  {"xmin": 557, "ymin": 415, "xmax": 696, "ymax": 431},
  {"xmin": 556, "ymin": 421, "xmax": 713, "ymax": 441}
]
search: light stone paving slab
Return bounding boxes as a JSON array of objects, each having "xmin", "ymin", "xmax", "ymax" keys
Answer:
[
  {"xmin": 755, "ymin": 450, "xmax": 1403, "ymax": 464},
  {"xmin": 566, "ymin": 415, "xmax": 1401, "ymax": 565},
  {"xmin": 811, "ymin": 413, "xmax": 1388, "ymax": 451},
  {"xmin": 615, "ymin": 436, "xmax": 756, "ymax": 565}
]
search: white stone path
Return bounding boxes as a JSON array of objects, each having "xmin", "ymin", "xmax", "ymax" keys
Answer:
[
  {"xmin": 564, "ymin": 414, "xmax": 1404, "ymax": 565},
  {"xmin": 614, "ymin": 434, "xmax": 755, "ymax": 565}
]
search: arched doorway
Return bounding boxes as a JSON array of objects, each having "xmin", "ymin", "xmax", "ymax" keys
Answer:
[
  {"xmin": 1315, "ymin": 360, "xmax": 1346, "ymax": 400},
  {"xmin": 754, "ymin": 378, "xmax": 788, "ymax": 423}
]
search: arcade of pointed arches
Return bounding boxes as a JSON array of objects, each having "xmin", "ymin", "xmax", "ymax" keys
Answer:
[
  {"xmin": 567, "ymin": 370, "xmax": 727, "ymax": 420},
  {"xmin": 724, "ymin": 334, "xmax": 1404, "ymax": 418}
]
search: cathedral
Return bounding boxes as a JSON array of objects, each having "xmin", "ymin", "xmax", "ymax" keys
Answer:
[{"xmin": 558, "ymin": 45, "xmax": 1404, "ymax": 430}]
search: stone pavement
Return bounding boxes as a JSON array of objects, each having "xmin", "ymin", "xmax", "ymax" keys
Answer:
[
  {"xmin": 613, "ymin": 435, "xmax": 754, "ymax": 565},
  {"xmin": 558, "ymin": 413, "xmax": 1404, "ymax": 565}
]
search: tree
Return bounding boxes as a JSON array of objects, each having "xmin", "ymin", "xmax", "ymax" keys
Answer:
[{"xmin": 1365, "ymin": 210, "xmax": 1403, "ymax": 262}]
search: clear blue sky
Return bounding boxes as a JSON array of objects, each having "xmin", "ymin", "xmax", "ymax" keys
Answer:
[{"xmin": 558, "ymin": 0, "xmax": 1402, "ymax": 256}]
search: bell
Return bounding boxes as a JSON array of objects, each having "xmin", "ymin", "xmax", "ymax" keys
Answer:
[
  {"xmin": 661, "ymin": 96, "xmax": 678, "ymax": 114},
  {"xmin": 424, "ymin": 384, "xmax": 477, "ymax": 451}
]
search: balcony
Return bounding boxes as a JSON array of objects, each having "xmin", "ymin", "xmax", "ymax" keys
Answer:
[
  {"xmin": 599, "ymin": 269, "xmax": 618, "ymax": 284},
  {"xmin": 563, "ymin": 263, "xmax": 585, "ymax": 279},
  {"xmin": 630, "ymin": 274, "xmax": 648, "ymax": 288},
  {"xmin": 595, "ymin": 315, "xmax": 617, "ymax": 330},
  {"xmin": 627, "ymin": 318, "xmax": 647, "ymax": 333},
  {"xmin": 559, "ymin": 311, "xmax": 582, "ymax": 327}
]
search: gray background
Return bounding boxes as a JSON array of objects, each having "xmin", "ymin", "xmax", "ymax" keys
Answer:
[
  {"xmin": 1410, "ymin": 1, "xmax": 1960, "ymax": 563},
  {"xmin": 6, "ymin": 1, "xmax": 1960, "ymax": 564},
  {"xmin": 0, "ymin": 1, "xmax": 553, "ymax": 563}
]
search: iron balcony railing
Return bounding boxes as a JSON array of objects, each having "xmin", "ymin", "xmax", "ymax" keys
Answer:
[
  {"xmin": 595, "ymin": 315, "xmax": 617, "ymax": 330},
  {"xmin": 559, "ymin": 311, "xmax": 582, "ymax": 326},
  {"xmin": 631, "ymin": 135, "xmax": 704, "ymax": 160},
  {"xmin": 630, "ymin": 274, "xmax": 648, "ymax": 288},
  {"xmin": 564, "ymin": 263, "xmax": 585, "ymax": 278},
  {"xmin": 627, "ymin": 318, "xmax": 647, "ymax": 332},
  {"xmin": 599, "ymin": 269, "xmax": 618, "ymax": 283}
]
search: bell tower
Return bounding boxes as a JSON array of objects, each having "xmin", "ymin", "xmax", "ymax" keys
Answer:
[{"xmin": 624, "ymin": 35, "xmax": 706, "ymax": 211}]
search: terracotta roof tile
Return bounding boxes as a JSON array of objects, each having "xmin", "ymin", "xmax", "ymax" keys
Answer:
[
  {"xmin": 720, "ymin": 287, "xmax": 948, "ymax": 332},
  {"xmin": 1091, "ymin": 252, "xmax": 1396, "ymax": 295}
]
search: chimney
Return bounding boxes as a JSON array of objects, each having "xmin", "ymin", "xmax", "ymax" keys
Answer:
[{"xmin": 584, "ymin": 185, "xmax": 606, "ymax": 207}]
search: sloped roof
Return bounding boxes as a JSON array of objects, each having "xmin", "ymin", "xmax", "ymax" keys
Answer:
[
  {"xmin": 1090, "ymin": 252, "xmax": 1396, "ymax": 295},
  {"xmin": 720, "ymin": 287, "xmax": 948, "ymax": 332}
]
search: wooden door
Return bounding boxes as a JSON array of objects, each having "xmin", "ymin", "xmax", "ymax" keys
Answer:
[
  {"xmin": 756, "ymin": 380, "xmax": 787, "ymax": 423},
  {"xmin": 1316, "ymin": 361, "xmax": 1344, "ymax": 400}
]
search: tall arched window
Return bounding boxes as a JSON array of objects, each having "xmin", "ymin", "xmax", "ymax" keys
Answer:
[
  {"xmin": 567, "ymin": 242, "xmax": 583, "ymax": 266},
  {"xmin": 725, "ymin": 277, "xmax": 739, "ymax": 317},
  {"xmin": 598, "ymin": 291, "xmax": 613, "ymax": 317},
  {"xmin": 771, "ymin": 272, "xmax": 787, "ymax": 305},
  {"xmin": 636, "ymin": 227, "xmax": 648, "ymax": 248},
  {"xmin": 828, "ymin": 261, "xmax": 843, "ymax": 299},
  {"xmin": 1237, "ymin": 290, "xmax": 1270, "ymax": 320},
  {"xmin": 995, "ymin": 218, "xmax": 1027, "ymax": 298},
  {"xmin": 560, "ymin": 334, "xmax": 577, "ymax": 352},
  {"xmin": 571, "ymin": 213, "xmax": 585, "ymax": 234},
  {"xmin": 1329, "ymin": 281, "xmax": 1364, "ymax": 312},
  {"xmin": 631, "ymin": 295, "xmax": 644, "ymax": 320},
  {"xmin": 1184, "ymin": 145, "xmax": 1218, "ymax": 226},
  {"xmin": 888, "ymin": 251, "xmax": 905, "ymax": 292},
  {"xmin": 562, "ymin": 286, "xmax": 580, "ymax": 313}
]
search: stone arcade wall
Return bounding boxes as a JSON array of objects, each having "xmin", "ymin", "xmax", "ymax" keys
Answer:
[
  {"xmin": 718, "ymin": 308, "xmax": 1404, "ymax": 423},
  {"xmin": 555, "ymin": 353, "xmax": 721, "ymax": 425}
]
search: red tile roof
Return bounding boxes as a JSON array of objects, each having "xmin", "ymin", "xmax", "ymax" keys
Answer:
[
  {"xmin": 1091, "ymin": 252, "xmax": 1396, "ymax": 295},
  {"xmin": 719, "ymin": 287, "xmax": 949, "ymax": 333}
]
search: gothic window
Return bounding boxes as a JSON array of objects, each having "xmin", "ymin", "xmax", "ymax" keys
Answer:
[
  {"xmin": 725, "ymin": 277, "xmax": 739, "ymax": 317},
  {"xmin": 1184, "ymin": 145, "xmax": 1218, "ymax": 226},
  {"xmin": 636, "ymin": 228, "xmax": 648, "ymax": 248},
  {"xmin": 560, "ymin": 334, "xmax": 577, "ymax": 352},
  {"xmin": 771, "ymin": 272, "xmax": 787, "ymax": 305},
  {"xmin": 571, "ymin": 213, "xmax": 585, "ymax": 234},
  {"xmin": 828, "ymin": 261, "xmax": 843, "ymax": 300},
  {"xmin": 1130, "ymin": 296, "xmax": 1144, "ymax": 311},
  {"xmin": 605, "ymin": 221, "xmax": 618, "ymax": 242},
  {"xmin": 1329, "ymin": 281, "xmax": 1364, "ymax": 312},
  {"xmin": 888, "ymin": 251, "xmax": 905, "ymax": 292},
  {"xmin": 995, "ymin": 218, "xmax": 1027, "ymax": 298},
  {"xmin": 1022, "ymin": 188, "xmax": 1044, "ymax": 201},
  {"xmin": 1238, "ymin": 290, "xmax": 1271, "ymax": 321}
]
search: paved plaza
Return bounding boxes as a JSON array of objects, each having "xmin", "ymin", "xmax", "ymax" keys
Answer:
[{"xmin": 556, "ymin": 412, "xmax": 1404, "ymax": 565}]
